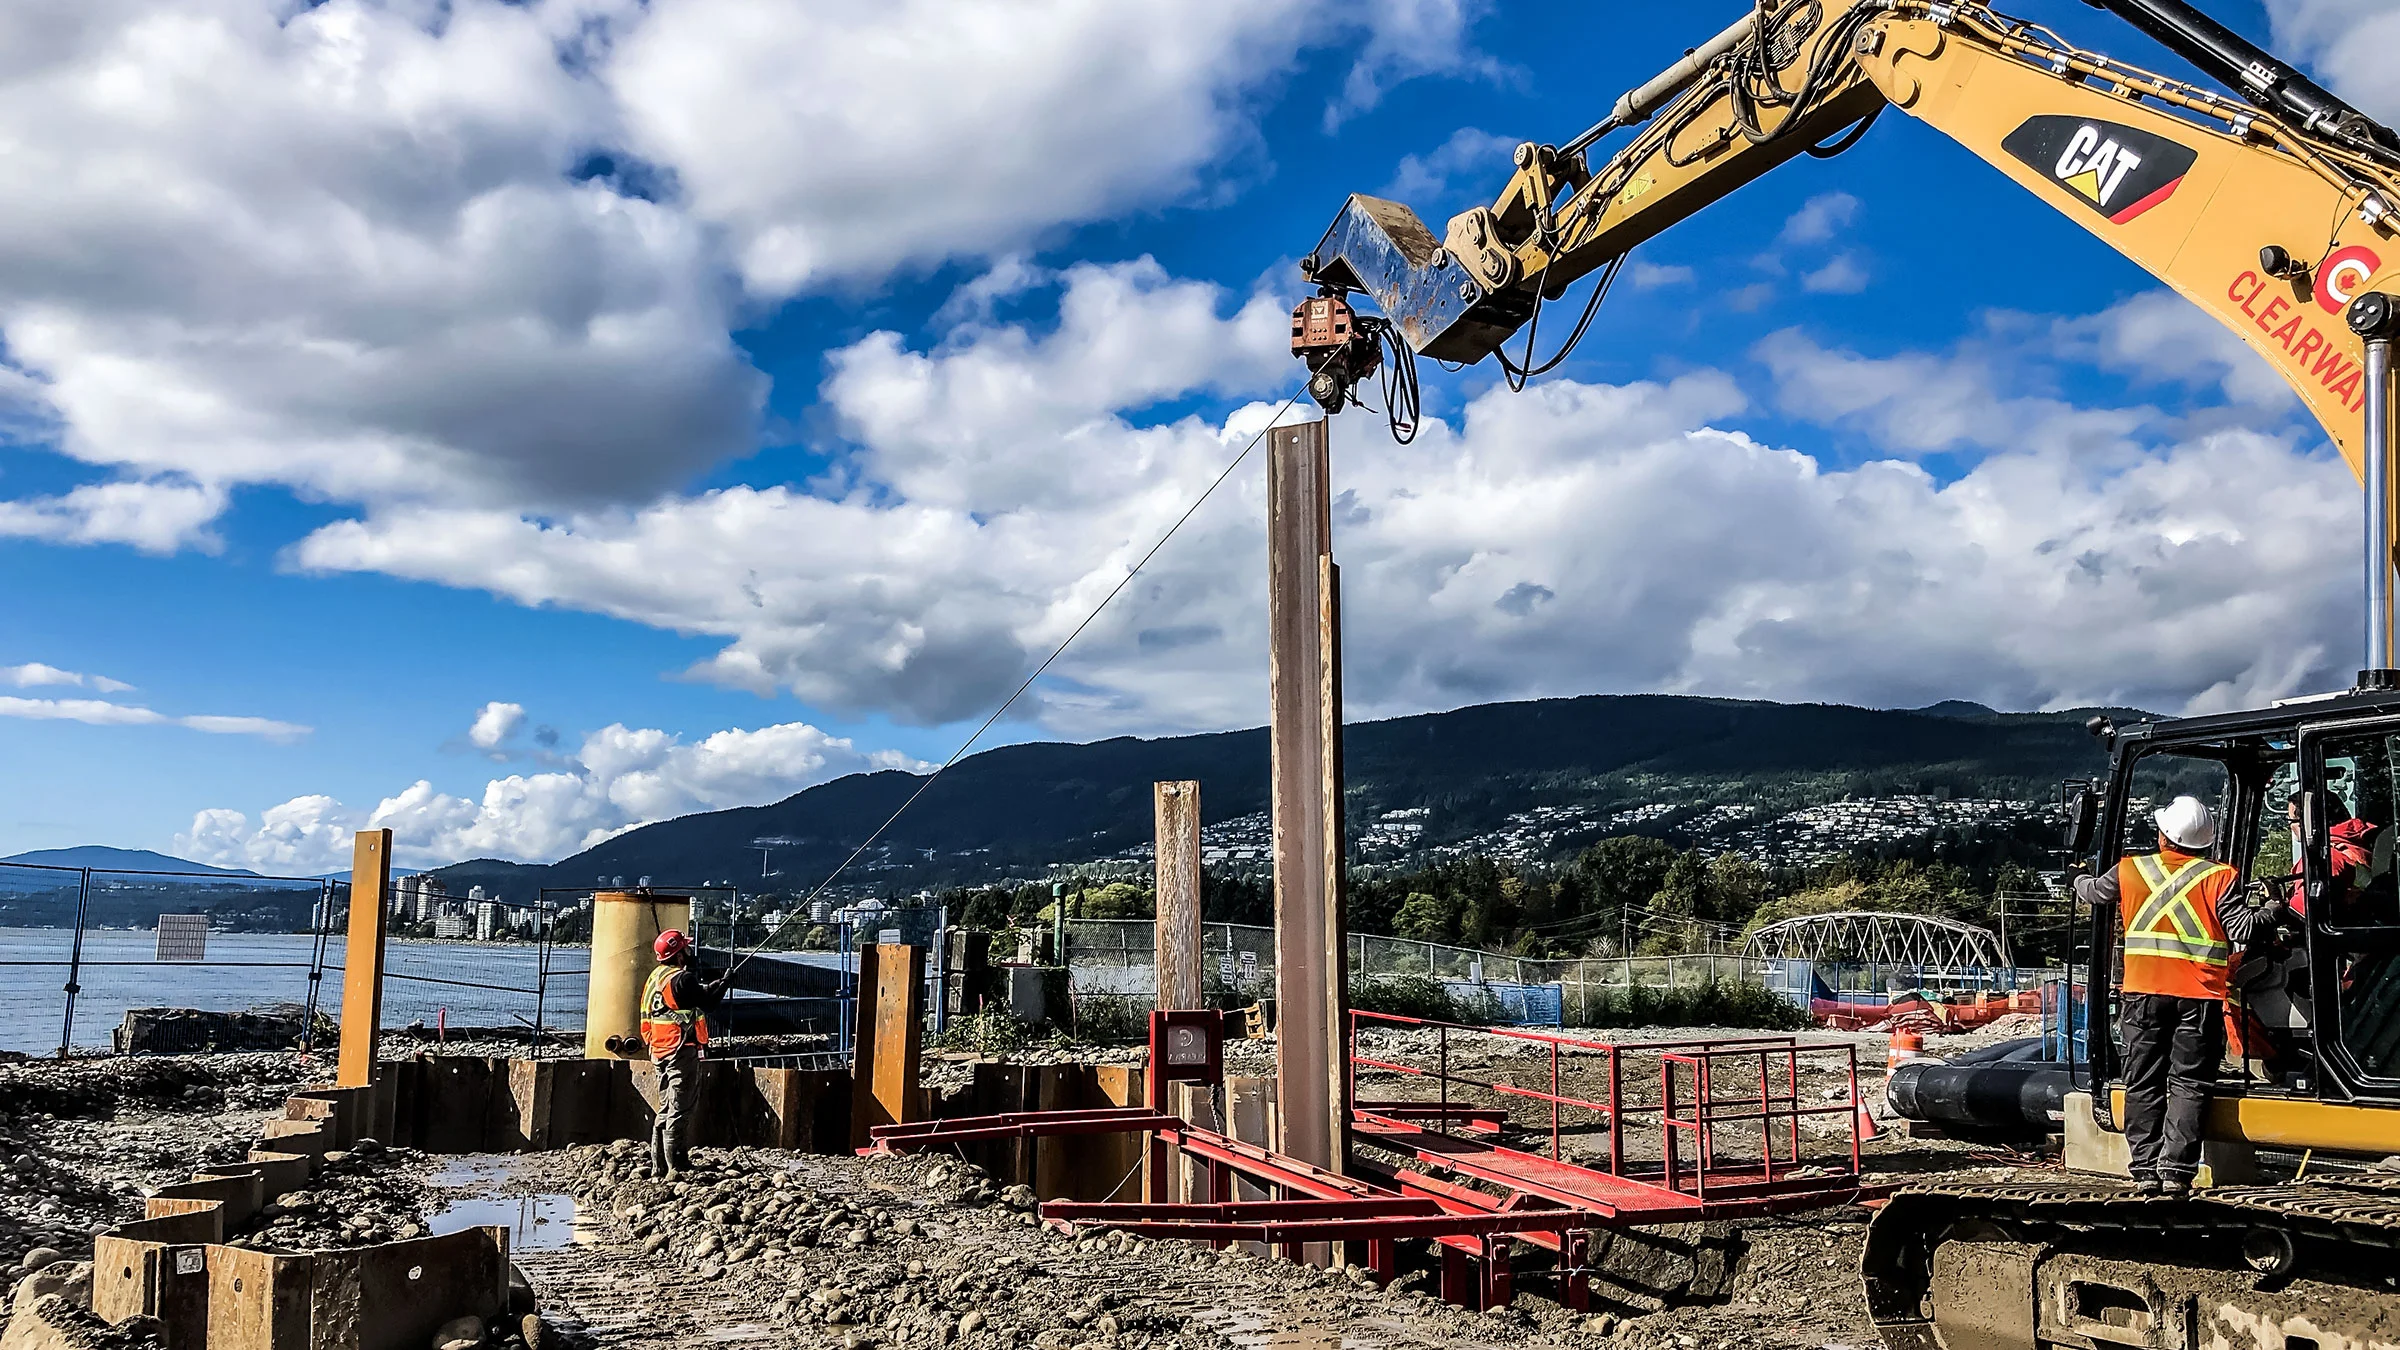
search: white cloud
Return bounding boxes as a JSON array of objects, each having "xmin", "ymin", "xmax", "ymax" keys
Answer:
[
  {"xmin": 1629, "ymin": 262, "xmax": 1696, "ymax": 291},
  {"xmin": 0, "ymin": 480, "xmax": 225, "ymax": 554},
  {"xmin": 3, "ymin": 662, "xmax": 132, "ymax": 693},
  {"xmin": 1380, "ymin": 127, "xmax": 1517, "ymax": 212},
  {"xmin": 2058, "ymin": 290, "xmax": 2299, "ymax": 410},
  {"xmin": 292, "ymin": 258, "xmax": 1298, "ymax": 727},
  {"xmin": 1330, "ymin": 0, "xmax": 1498, "ymax": 129},
  {"xmin": 291, "ymin": 251, "xmax": 2366, "ymax": 745},
  {"xmin": 2263, "ymin": 0, "xmax": 2400, "ymax": 121},
  {"xmin": 604, "ymin": 0, "xmax": 1490, "ymax": 297},
  {"xmin": 0, "ymin": 0, "xmax": 1487, "ymax": 558},
  {"xmin": 1755, "ymin": 327, "xmax": 2148, "ymax": 458},
  {"xmin": 179, "ymin": 716, "xmax": 923, "ymax": 870},
  {"xmin": 0, "ymin": 695, "xmax": 307, "ymax": 741},
  {"xmin": 1322, "ymin": 380, "xmax": 2354, "ymax": 718},
  {"xmin": 1779, "ymin": 192, "xmax": 1860, "ymax": 246},
  {"xmin": 0, "ymin": 0, "xmax": 764, "ymax": 535},
  {"xmin": 1801, "ymin": 253, "xmax": 1870, "ymax": 295},
  {"xmin": 467, "ymin": 701, "xmax": 527, "ymax": 751}
]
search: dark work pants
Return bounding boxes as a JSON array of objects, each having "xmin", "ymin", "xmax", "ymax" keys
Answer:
[
  {"xmin": 2120, "ymin": 992, "xmax": 2222, "ymax": 1183},
  {"xmin": 650, "ymin": 1046, "xmax": 697, "ymax": 1176}
]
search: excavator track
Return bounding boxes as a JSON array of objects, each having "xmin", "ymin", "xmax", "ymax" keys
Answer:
[{"xmin": 1862, "ymin": 1177, "xmax": 2400, "ymax": 1350}]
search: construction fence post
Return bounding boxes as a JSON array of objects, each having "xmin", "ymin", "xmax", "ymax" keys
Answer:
[{"xmin": 57, "ymin": 867, "xmax": 90, "ymax": 1058}]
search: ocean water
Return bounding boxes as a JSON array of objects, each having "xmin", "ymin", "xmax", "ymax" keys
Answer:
[{"xmin": 0, "ymin": 926, "xmax": 594, "ymax": 1055}]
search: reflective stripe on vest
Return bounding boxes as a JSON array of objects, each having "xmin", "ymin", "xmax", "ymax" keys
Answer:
[
  {"xmin": 640, "ymin": 964, "xmax": 706, "ymax": 1054},
  {"xmin": 2123, "ymin": 853, "xmax": 2232, "ymax": 967}
]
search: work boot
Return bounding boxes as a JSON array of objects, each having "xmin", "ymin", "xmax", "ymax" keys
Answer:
[
  {"xmin": 2132, "ymin": 1176, "xmax": 2163, "ymax": 1195},
  {"xmin": 2160, "ymin": 1177, "xmax": 2194, "ymax": 1199}
]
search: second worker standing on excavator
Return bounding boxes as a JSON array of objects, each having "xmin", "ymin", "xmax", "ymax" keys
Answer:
[
  {"xmin": 2073, "ymin": 796, "xmax": 2285, "ymax": 1196},
  {"xmin": 640, "ymin": 928, "xmax": 728, "ymax": 1181}
]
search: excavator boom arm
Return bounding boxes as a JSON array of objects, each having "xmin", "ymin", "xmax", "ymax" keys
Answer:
[{"xmin": 1299, "ymin": 0, "xmax": 2400, "ymax": 474}]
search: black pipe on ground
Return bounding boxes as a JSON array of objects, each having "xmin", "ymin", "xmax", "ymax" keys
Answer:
[{"xmin": 1886, "ymin": 1060, "xmax": 2072, "ymax": 1134}]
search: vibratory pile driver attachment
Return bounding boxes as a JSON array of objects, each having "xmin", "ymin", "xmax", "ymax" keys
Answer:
[{"xmin": 1289, "ymin": 287, "xmax": 1419, "ymax": 441}]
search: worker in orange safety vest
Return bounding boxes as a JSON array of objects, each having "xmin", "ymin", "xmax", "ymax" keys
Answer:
[
  {"xmin": 2073, "ymin": 795, "xmax": 2280, "ymax": 1195},
  {"xmin": 640, "ymin": 928, "xmax": 726, "ymax": 1180}
]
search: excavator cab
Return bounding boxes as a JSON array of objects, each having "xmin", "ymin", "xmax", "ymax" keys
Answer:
[{"xmin": 2077, "ymin": 693, "xmax": 2400, "ymax": 1154}]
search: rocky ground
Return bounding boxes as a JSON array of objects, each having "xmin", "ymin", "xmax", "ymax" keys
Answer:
[
  {"xmin": 221, "ymin": 1138, "xmax": 437, "ymax": 1251},
  {"xmin": 0, "ymin": 1021, "xmax": 2051, "ymax": 1350},
  {"xmin": 0, "ymin": 1052, "xmax": 317, "ymax": 1272},
  {"xmin": 455, "ymin": 1138, "xmax": 1935, "ymax": 1350}
]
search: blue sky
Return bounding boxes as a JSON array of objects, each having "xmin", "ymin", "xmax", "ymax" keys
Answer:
[{"xmin": 0, "ymin": 0, "xmax": 2388, "ymax": 872}]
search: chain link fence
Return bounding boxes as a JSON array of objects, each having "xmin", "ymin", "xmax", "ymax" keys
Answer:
[
  {"xmin": 1057, "ymin": 918, "xmax": 1773, "ymax": 1026},
  {"xmin": 0, "ymin": 860, "xmax": 597, "ymax": 1057}
]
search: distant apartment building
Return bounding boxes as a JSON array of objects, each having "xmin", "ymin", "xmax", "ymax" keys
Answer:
[{"xmin": 391, "ymin": 873, "xmax": 450, "ymax": 923}]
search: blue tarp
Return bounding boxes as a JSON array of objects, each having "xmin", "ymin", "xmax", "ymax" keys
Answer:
[{"xmin": 1446, "ymin": 979, "xmax": 1565, "ymax": 1027}]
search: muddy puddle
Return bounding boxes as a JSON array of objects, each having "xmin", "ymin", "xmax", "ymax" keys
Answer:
[{"xmin": 425, "ymin": 1154, "xmax": 603, "ymax": 1250}]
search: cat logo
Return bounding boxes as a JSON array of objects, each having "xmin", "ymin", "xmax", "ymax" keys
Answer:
[{"xmin": 2001, "ymin": 116, "xmax": 2199, "ymax": 225}]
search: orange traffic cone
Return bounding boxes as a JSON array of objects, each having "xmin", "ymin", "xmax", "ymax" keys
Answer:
[
  {"xmin": 1887, "ymin": 1027, "xmax": 1926, "ymax": 1076},
  {"xmin": 1856, "ymin": 1097, "xmax": 1888, "ymax": 1143}
]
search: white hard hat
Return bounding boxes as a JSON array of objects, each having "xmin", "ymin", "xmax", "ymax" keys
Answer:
[{"xmin": 2154, "ymin": 795, "xmax": 2217, "ymax": 850}]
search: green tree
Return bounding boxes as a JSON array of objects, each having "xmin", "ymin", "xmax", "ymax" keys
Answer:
[
  {"xmin": 1640, "ymin": 852, "xmax": 1704, "ymax": 954},
  {"xmin": 1703, "ymin": 854, "xmax": 1772, "ymax": 928},
  {"xmin": 1572, "ymin": 835, "xmax": 1679, "ymax": 954},
  {"xmin": 1392, "ymin": 891, "xmax": 1459, "ymax": 942},
  {"xmin": 1080, "ymin": 882, "xmax": 1154, "ymax": 919}
]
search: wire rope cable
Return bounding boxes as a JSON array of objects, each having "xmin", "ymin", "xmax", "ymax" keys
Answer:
[{"xmin": 727, "ymin": 386, "xmax": 1309, "ymax": 976}]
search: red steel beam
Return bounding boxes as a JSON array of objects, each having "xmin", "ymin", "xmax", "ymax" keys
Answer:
[
  {"xmin": 1045, "ymin": 1197, "xmax": 1440, "ymax": 1222},
  {"xmin": 1041, "ymin": 1208, "xmax": 1616, "ymax": 1244},
  {"xmin": 862, "ymin": 1108, "xmax": 1179, "ymax": 1153}
]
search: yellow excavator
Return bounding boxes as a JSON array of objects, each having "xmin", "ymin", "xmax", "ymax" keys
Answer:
[{"xmin": 1291, "ymin": 0, "xmax": 2400, "ymax": 1345}]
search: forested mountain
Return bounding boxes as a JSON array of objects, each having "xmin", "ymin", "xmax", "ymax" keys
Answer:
[{"xmin": 427, "ymin": 693, "xmax": 2129, "ymax": 901}]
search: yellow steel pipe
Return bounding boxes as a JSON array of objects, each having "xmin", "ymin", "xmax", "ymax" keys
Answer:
[{"xmin": 584, "ymin": 890, "xmax": 692, "ymax": 1060}]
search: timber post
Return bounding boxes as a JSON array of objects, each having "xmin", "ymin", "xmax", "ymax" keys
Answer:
[{"xmin": 336, "ymin": 829, "xmax": 393, "ymax": 1089}]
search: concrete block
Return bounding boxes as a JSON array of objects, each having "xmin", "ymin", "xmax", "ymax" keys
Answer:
[{"xmin": 1003, "ymin": 966, "xmax": 1049, "ymax": 1025}]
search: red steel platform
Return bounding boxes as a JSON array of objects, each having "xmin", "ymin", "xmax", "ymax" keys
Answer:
[{"xmin": 864, "ymin": 1010, "xmax": 1882, "ymax": 1310}]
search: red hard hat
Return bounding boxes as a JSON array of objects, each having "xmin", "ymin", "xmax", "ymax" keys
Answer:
[{"xmin": 654, "ymin": 929, "xmax": 691, "ymax": 962}]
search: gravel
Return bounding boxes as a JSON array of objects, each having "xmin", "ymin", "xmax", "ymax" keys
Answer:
[{"xmin": 222, "ymin": 1139, "xmax": 434, "ymax": 1252}]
